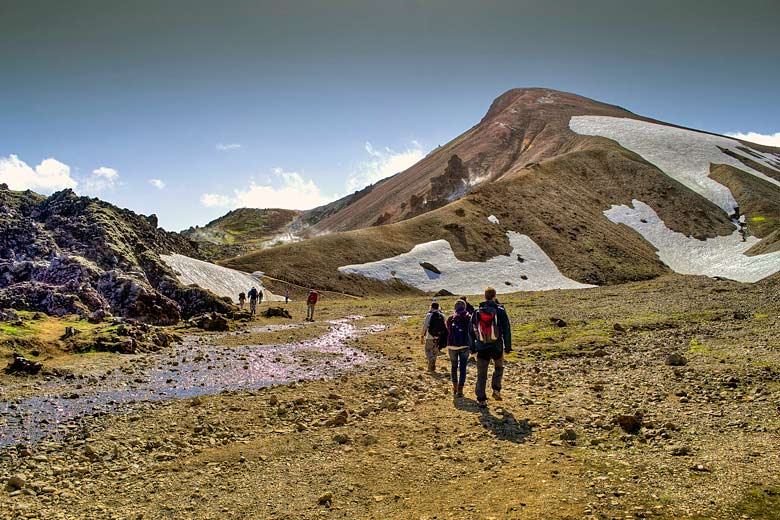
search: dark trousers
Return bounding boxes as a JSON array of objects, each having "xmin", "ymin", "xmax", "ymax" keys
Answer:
[{"xmin": 475, "ymin": 345, "xmax": 504, "ymax": 402}]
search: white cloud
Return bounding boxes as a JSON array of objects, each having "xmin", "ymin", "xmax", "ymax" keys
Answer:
[
  {"xmin": 0, "ymin": 154, "xmax": 77, "ymax": 193},
  {"xmin": 725, "ymin": 131, "xmax": 780, "ymax": 147},
  {"xmin": 216, "ymin": 143, "xmax": 242, "ymax": 151},
  {"xmin": 200, "ymin": 193, "xmax": 232, "ymax": 207},
  {"xmin": 346, "ymin": 141, "xmax": 425, "ymax": 192},
  {"xmin": 200, "ymin": 168, "xmax": 332, "ymax": 210},
  {"xmin": 81, "ymin": 166, "xmax": 119, "ymax": 194},
  {"xmin": 149, "ymin": 178, "xmax": 166, "ymax": 190}
]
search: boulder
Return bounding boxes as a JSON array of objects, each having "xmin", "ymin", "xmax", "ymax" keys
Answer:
[
  {"xmin": 666, "ymin": 353, "xmax": 688, "ymax": 366},
  {"xmin": 4, "ymin": 353, "xmax": 43, "ymax": 375},
  {"xmin": 188, "ymin": 312, "xmax": 229, "ymax": 331},
  {"xmin": 263, "ymin": 307, "xmax": 292, "ymax": 319}
]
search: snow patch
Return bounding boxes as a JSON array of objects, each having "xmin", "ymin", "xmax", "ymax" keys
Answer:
[
  {"xmin": 161, "ymin": 254, "xmax": 282, "ymax": 302},
  {"xmin": 487, "ymin": 215, "xmax": 500, "ymax": 224},
  {"xmin": 569, "ymin": 116, "xmax": 780, "ymax": 214},
  {"xmin": 338, "ymin": 232, "xmax": 595, "ymax": 293},
  {"xmin": 604, "ymin": 200, "xmax": 780, "ymax": 283}
]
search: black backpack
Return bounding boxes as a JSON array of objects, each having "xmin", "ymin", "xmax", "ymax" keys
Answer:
[{"xmin": 428, "ymin": 311, "xmax": 446, "ymax": 338}]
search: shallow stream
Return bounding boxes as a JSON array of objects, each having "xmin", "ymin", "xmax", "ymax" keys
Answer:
[{"xmin": 0, "ymin": 318, "xmax": 382, "ymax": 447}]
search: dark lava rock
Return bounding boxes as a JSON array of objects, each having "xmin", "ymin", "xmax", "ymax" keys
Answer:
[
  {"xmin": 613, "ymin": 322, "xmax": 626, "ymax": 332},
  {"xmin": 615, "ymin": 414, "xmax": 643, "ymax": 434},
  {"xmin": 188, "ymin": 312, "xmax": 229, "ymax": 332},
  {"xmin": 666, "ymin": 353, "xmax": 688, "ymax": 366},
  {"xmin": 4, "ymin": 353, "xmax": 43, "ymax": 375},
  {"xmin": 550, "ymin": 317, "xmax": 567, "ymax": 327},
  {"xmin": 263, "ymin": 307, "xmax": 292, "ymax": 319},
  {"xmin": 420, "ymin": 262, "xmax": 441, "ymax": 275},
  {"xmin": 0, "ymin": 187, "xmax": 231, "ymax": 324},
  {"xmin": 434, "ymin": 289, "xmax": 454, "ymax": 297}
]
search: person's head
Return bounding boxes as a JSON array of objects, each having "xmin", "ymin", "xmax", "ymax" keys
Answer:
[
  {"xmin": 430, "ymin": 302, "xmax": 439, "ymax": 310},
  {"xmin": 454, "ymin": 299, "xmax": 466, "ymax": 312},
  {"xmin": 484, "ymin": 287, "xmax": 497, "ymax": 301}
]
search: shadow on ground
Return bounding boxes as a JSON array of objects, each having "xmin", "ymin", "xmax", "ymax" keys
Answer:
[{"xmin": 454, "ymin": 397, "xmax": 532, "ymax": 443}]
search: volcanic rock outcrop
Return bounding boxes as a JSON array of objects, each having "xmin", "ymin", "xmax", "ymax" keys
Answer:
[{"xmin": 0, "ymin": 186, "xmax": 231, "ymax": 324}]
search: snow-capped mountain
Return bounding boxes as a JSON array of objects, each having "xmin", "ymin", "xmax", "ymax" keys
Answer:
[{"xmin": 222, "ymin": 88, "xmax": 780, "ymax": 295}]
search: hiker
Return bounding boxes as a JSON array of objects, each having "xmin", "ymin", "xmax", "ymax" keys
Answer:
[
  {"xmin": 421, "ymin": 301, "xmax": 447, "ymax": 373},
  {"xmin": 306, "ymin": 290, "xmax": 320, "ymax": 321},
  {"xmin": 469, "ymin": 287, "xmax": 512, "ymax": 408},
  {"xmin": 446, "ymin": 299, "xmax": 472, "ymax": 396},
  {"xmin": 248, "ymin": 286, "xmax": 259, "ymax": 315},
  {"xmin": 284, "ymin": 289, "xmax": 289, "ymax": 304},
  {"xmin": 238, "ymin": 291, "xmax": 246, "ymax": 310},
  {"xmin": 459, "ymin": 296, "xmax": 475, "ymax": 314}
]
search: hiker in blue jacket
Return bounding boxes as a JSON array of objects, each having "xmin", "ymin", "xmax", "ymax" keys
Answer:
[
  {"xmin": 446, "ymin": 299, "xmax": 472, "ymax": 397},
  {"xmin": 469, "ymin": 287, "xmax": 512, "ymax": 408}
]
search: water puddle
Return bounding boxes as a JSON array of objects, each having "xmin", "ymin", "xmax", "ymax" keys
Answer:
[{"xmin": 0, "ymin": 318, "xmax": 384, "ymax": 447}]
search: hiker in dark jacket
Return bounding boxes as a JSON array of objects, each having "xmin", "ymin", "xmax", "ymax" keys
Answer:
[
  {"xmin": 421, "ymin": 301, "xmax": 446, "ymax": 373},
  {"xmin": 248, "ymin": 286, "xmax": 259, "ymax": 315},
  {"xmin": 469, "ymin": 287, "xmax": 512, "ymax": 408},
  {"xmin": 238, "ymin": 292, "xmax": 246, "ymax": 310},
  {"xmin": 446, "ymin": 299, "xmax": 472, "ymax": 397},
  {"xmin": 459, "ymin": 296, "xmax": 475, "ymax": 314}
]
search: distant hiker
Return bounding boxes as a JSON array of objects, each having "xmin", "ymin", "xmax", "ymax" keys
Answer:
[
  {"xmin": 238, "ymin": 291, "xmax": 246, "ymax": 310},
  {"xmin": 248, "ymin": 286, "xmax": 259, "ymax": 315},
  {"xmin": 469, "ymin": 287, "xmax": 512, "ymax": 408},
  {"xmin": 421, "ymin": 301, "xmax": 447, "ymax": 373},
  {"xmin": 306, "ymin": 290, "xmax": 320, "ymax": 321},
  {"xmin": 446, "ymin": 299, "xmax": 472, "ymax": 396},
  {"xmin": 459, "ymin": 296, "xmax": 475, "ymax": 314},
  {"xmin": 284, "ymin": 289, "xmax": 289, "ymax": 304}
]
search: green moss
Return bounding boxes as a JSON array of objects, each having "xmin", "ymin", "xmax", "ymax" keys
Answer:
[{"xmin": 733, "ymin": 487, "xmax": 780, "ymax": 519}]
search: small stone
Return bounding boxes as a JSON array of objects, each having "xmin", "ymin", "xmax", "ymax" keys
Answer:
[
  {"xmin": 613, "ymin": 323, "xmax": 625, "ymax": 332},
  {"xmin": 269, "ymin": 395, "xmax": 279, "ymax": 406},
  {"xmin": 318, "ymin": 492, "xmax": 333, "ymax": 505},
  {"xmin": 615, "ymin": 414, "xmax": 642, "ymax": 434},
  {"xmin": 6, "ymin": 475, "xmax": 26, "ymax": 491},
  {"xmin": 333, "ymin": 433, "xmax": 351, "ymax": 445},
  {"xmin": 669, "ymin": 445, "xmax": 691, "ymax": 456},
  {"xmin": 560, "ymin": 429, "xmax": 577, "ymax": 441},
  {"xmin": 666, "ymin": 353, "xmax": 688, "ymax": 366}
]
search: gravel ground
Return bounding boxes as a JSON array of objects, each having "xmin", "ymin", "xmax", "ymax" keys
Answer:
[{"xmin": 1, "ymin": 274, "xmax": 778, "ymax": 519}]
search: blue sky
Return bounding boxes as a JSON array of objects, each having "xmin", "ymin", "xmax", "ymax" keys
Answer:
[{"xmin": 1, "ymin": 0, "xmax": 779, "ymax": 231}]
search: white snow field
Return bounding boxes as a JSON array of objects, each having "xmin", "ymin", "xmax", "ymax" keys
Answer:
[
  {"xmin": 570, "ymin": 116, "xmax": 780, "ymax": 214},
  {"xmin": 161, "ymin": 253, "xmax": 282, "ymax": 302},
  {"xmin": 338, "ymin": 232, "xmax": 595, "ymax": 294},
  {"xmin": 604, "ymin": 200, "xmax": 780, "ymax": 283},
  {"xmin": 487, "ymin": 215, "xmax": 500, "ymax": 224}
]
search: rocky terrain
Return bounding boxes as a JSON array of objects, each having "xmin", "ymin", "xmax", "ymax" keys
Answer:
[
  {"xmin": 0, "ymin": 186, "xmax": 231, "ymax": 325},
  {"xmin": 1, "ymin": 274, "xmax": 778, "ymax": 519}
]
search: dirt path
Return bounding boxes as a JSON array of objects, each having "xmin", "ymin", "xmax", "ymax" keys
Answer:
[{"xmin": 1, "ymin": 275, "xmax": 779, "ymax": 519}]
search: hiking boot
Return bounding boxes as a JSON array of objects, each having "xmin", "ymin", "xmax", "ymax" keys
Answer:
[
  {"xmin": 452, "ymin": 384, "xmax": 459, "ymax": 396},
  {"xmin": 457, "ymin": 386, "xmax": 464, "ymax": 397},
  {"xmin": 492, "ymin": 390, "xmax": 502, "ymax": 401},
  {"xmin": 477, "ymin": 400, "xmax": 487, "ymax": 409}
]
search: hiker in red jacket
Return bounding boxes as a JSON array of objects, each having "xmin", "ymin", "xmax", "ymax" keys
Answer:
[
  {"xmin": 306, "ymin": 290, "xmax": 320, "ymax": 322},
  {"xmin": 469, "ymin": 287, "xmax": 512, "ymax": 408}
]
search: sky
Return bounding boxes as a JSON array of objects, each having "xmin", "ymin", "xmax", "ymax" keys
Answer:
[{"xmin": 1, "ymin": 0, "xmax": 779, "ymax": 231}]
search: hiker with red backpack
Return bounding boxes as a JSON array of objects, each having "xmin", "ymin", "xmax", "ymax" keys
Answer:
[
  {"xmin": 446, "ymin": 299, "xmax": 472, "ymax": 397},
  {"xmin": 469, "ymin": 287, "xmax": 512, "ymax": 408},
  {"xmin": 306, "ymin": 290, "xmax": 320, "ymax": 322},
  {"xmin": 421, "ymin": 301, "xmax": 447, "ymax": 373}
]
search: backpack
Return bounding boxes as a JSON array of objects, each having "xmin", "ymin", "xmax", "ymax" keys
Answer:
[
  {"xmin": 427, "ymin": 311, "xmax": 446, "ymax": 338},
  {"xmin": 474, "ymin": 305, "xmax": 501, "ymax": 343},
  {"xmin": 447, "ymin": 313, "xmax": 471, "ymax": 346},
  {"xmin": 307, "ymin": 291, "xmax": 318, "ymax": 304}
]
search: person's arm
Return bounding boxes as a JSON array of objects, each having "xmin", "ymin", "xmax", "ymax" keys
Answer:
[
  {"xmin": 421, "ymin": 313, "xmax": 431, "ymax": 343},
  {"xmin": 500, "ymin": 308, "xmax": 512, "ymax": 352},
  {"xmin": 468, "ymin": 312, "xmax": 477, "ymax": 352}
]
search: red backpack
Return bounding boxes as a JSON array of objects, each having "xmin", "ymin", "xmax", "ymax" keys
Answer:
[
  {"xmin": 474, "ymin": 306, "xmax": 500, "ymax": 343},
  {"xmin": 307, "ymin": 291, "xmax": 319, "ymax": 304}
]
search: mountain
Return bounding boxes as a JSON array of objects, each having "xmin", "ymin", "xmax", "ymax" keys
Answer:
[
  {"xmin": 182, "ymin": 208, "xmax": 300, "ymax": 260},
  {"xmin": 221, "ymin": 88, "xmax": 780, "ymax": 295},
  {"xmin": 0, "ymin": 186, "xmax": 233, "ymax": 324}
]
